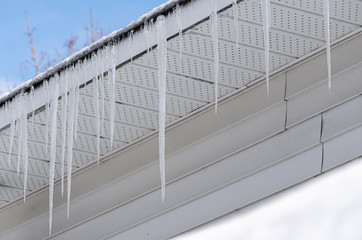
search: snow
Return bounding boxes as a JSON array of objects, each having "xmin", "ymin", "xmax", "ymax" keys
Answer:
[
  {"xmin": 210, "ymin": 0, "xmax": 219, "ymax": 113},
  {"xmin": 157, "ymin": 15, "xmax": 167, "ymax": 203}
]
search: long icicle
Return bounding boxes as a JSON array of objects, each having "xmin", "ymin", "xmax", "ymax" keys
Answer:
[
  {"xmin": 211, "ymin": 0, "xmax": 219, "ymax": 113},
  {"xmin": 176, "ymin": 4, "xmax": 183, "ymax": 71},
  {"xmin": 93, "ymin": 52, "xmax": 101, "ymax": 164},
  {"xmin": 261, "ymin": 0, "xmax": 271, "ymax": 97},
  {"xmin": 21, "ymin": 93, "xmax": 29, "ymax": 202},
  {"xmin": 156, "ymin": 15, "xmax": 167, "ymax": 203},
  {"xmin": 323, "ymin": 0, "xmax": 332, "ymax": 90},
  {"xmin": 100, "ymin": 49, "xmax": 106, "ymax": 137},
  {"xmin": 66, "ymin": 67, "xmax": 77, "ymax": 219},
  {"xmin": 48, "ymin": 76, "xmax": 59, "ymax": 235},
  {"xmin": 233, "ymin": 0, "xmax": 239, "ymax": 50},
  {"xmin": 110, "ymin": 43, "xmax": 117, "ymax": 148},
  {"xmin": 44, "ymin": 80, "xmax": 50, "ymax": 152},
  {"xmin": 60, "ymin": 70, "xmax": 69, "ymax": 197}
]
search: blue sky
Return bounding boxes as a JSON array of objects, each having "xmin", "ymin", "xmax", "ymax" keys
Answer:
[{"xmin": 0, "ymin": 0, "xmax": 166, "ymax": 92}]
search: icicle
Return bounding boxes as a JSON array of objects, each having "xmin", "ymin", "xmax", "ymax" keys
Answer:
[
  {"xmin": 44, "ymin": 80, "xmax": 50, "ymax": 152},
  {"xmin": 66, "ymin": 67, "xmax": 77, "ymax": 219},
  {"xmin": 60, "ymin": 70, "xmax": 69, "ymax": 197},
  {"xmin": 176, "ymin": 4, "xmax": 183, "ymax": 71},
  {"xmin": 145, "ymin": 21, "xmax": 151, "ymax": 53},
  {"xmin": 233, "ymin": 0, "xmax": 239, "ymax": 50},
  {"xmin": 99, "ymin": 49, "xmax": 105, "ymax": 137},
  {"xmin": 30, "ymin": 86, "xmax": 35, "ymax": 132},
  {"xmin": 261, "ymin": 0, "xmax": 271, "ymax": 96},
  {"xmin": 210, "ymin": 0, "xmax": 219, "ymax": 113},
  {"xmin": 109, "ymin": 43, "xmax": 117, "ymax": 148},
  {"xmin": 8, "ymin": 99, "xmax": 16, "ymax": 167},
  {"xmin": 16, "ymin": 106, "xmax": 23, "ymax": 176},
  {"xmin": 323, "ymin": 0, "xmax": 332, "ymax": 90},
  {"xmin": 48, "ymin": 76, "xmax": 59, "ymax": 235},
  {"xmin": 21, "ymin": 93, "xmax": 29, "ymax": 202},
  {"xmin": 156, "ymin": 15, "xmax": 167, "ymax": 203},
  {"xmin": 93, "ymin": 52, "xmax": 101, "ymax": 163},
  {"xmin": 73, "ymin": 61, "xmax": 81, "ymax": 141},
  {"xmin": 129, "ymin": 30, "xmax": 134, "ymax": 61}
]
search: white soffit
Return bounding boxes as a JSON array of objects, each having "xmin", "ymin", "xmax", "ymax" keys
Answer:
[{"xmin": 0, "ymin": 0, "xmax": 360, "ymax": 206}]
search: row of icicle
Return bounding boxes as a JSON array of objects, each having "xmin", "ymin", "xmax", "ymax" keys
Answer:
[{"xmin": 2, "ymin": 0, "xmax": 332, "ymax": 236}]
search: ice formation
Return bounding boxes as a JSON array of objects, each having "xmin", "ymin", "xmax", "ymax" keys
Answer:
[
  {"xmin": 210, "ymin": 0, "xmax": 219, "ymax": 113},
  {"xmin": 233, "ymin": 0, "xmax": 239, "ymax": 50},
  {"xmin": 60, "ymin": 70, "xmax": 69, "ymax": 197},
  {"xmin": 323, "ymin": 0, "xmax": 332, "ymax": 90},
  {"xmin": 93, "ymin": 52, "xmax": 101, "ymax": 163},
  {"xmin": 176, "ymin": 4, "xmax": 183, "ymax": 71},
  {"xmin": 48, "ymin": 76, "xmax": 59, "ymax": 235},
  {"xmin": 261, "ymin": 0, "xmax": 271, "ymax": 96},
  {"xmin": 109, "ymin": 44, "xmax": 117, "ymax": 147},
  {"xmin": 157, "ymin": 15, "xmax": 167, "ymax": 203}
]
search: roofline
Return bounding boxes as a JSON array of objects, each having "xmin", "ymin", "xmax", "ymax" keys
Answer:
[{"xmin": 0, "ymin": 0, "xmax": 190, "ymax": 106}]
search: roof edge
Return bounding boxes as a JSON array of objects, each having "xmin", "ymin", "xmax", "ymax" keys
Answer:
[{"xmin": 0, "ymin": 0, "xmax": 189, "ymax": 106}]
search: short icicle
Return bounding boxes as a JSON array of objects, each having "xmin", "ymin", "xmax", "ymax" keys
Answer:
[
  {"xmin": 48, "ymin": 76, "xmax": 59, "ymax": 235},
  {"xmin": 176, "ymin": 4, "xmax": 183, "ymax": 71},
  {"xmin": 30, "ymin": 86, "xmax": 35, "ymax": 132},
  {"xmin": 261, "ymin": 0, "xmax": 271, "ymax": 97},
  {"xmin": 156, "ymin": 15, "xmax": 167, "ymax": 203},
  {"xmin": 323, "ymin": 0, "xmax": 332, "ymax": 90},
  {"xmin": 16, "ymin": 102, "xmax": 23, "ymax": 176},
  {"xmin": 129, "ymin": 30, "xmax": 134, "ymax": 61},
  {"xmin": 73, "ymin": 61, "xmax": 81, "ymax": 141},
  {"xmin": 233, "ymin": 0, "xmax": 239, "ymax": 50},
  {"xmin": 8, "ymin": 98, "xmax": 16, "ymax": 167},
  {"xmin": 210, "ymin": 0, "xmax": 219, "ymax": 113}
]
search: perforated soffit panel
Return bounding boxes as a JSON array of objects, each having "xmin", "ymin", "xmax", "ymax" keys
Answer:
[{"xmin": 0, "ymin": 0, "xmax": 361, "ymax": 206}]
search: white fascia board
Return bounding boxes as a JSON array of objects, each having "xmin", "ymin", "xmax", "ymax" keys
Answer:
[
  {"xmin": 102, "ymin": 147, "xmax": 324, "ymax": 240},
  {"xmin": 323, "ymin": 125, "xmax": 362, "ymax": 172},
  {"xmin": 322, "ymin": 95, "xmax": 362, "ymax": 142},
  {"xmin": 49, "ymin": 115, "xmax": 321, "ymax": 239},
  {"xmin": 286, "ymin": 62, "xmax": 362, "ymax": 128}
]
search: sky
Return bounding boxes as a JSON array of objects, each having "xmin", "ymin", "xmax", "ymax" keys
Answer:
[
  {"xmin": 174, "ymin": 158, "xmax": 362, "ymax": 240},
  {"xmin": 0, "ymin": 0, "xmax": 167, "ymax": 93}
]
